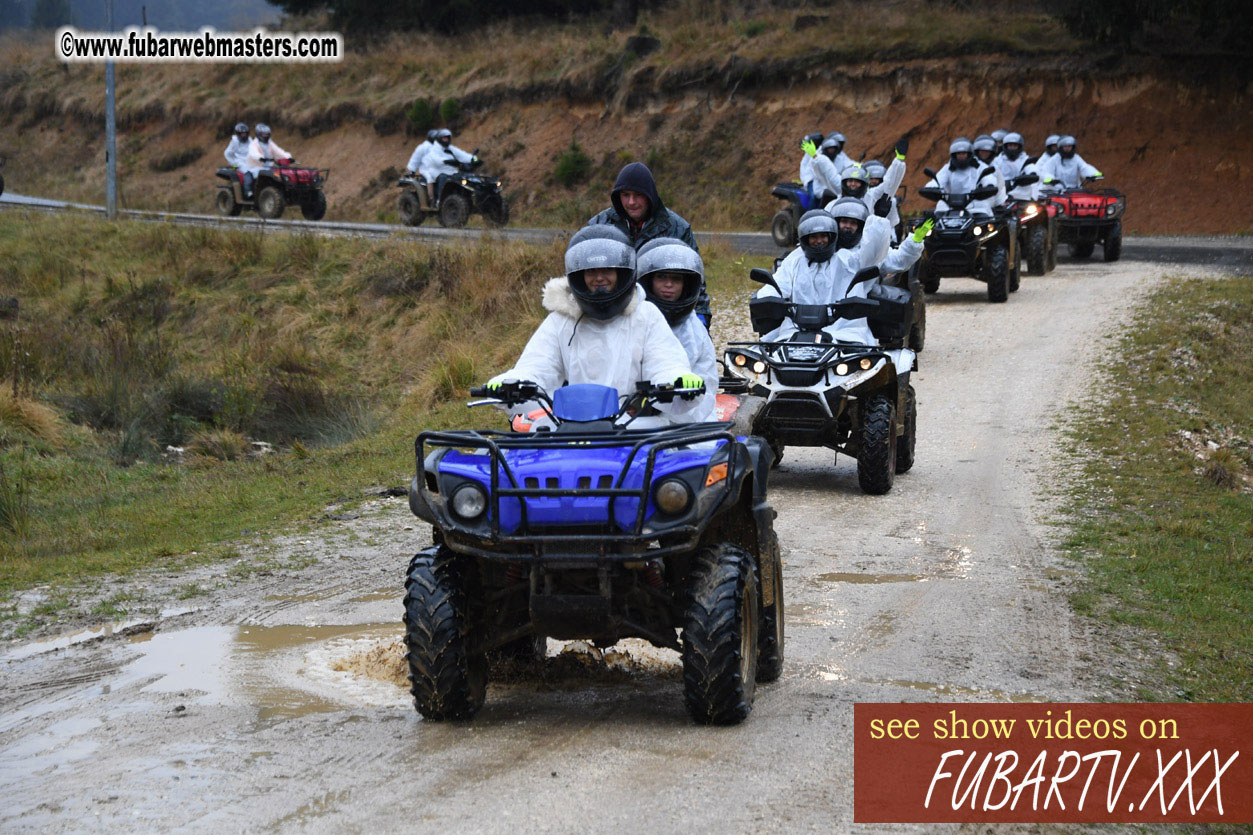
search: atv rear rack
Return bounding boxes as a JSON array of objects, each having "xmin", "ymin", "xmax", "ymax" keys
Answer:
[{"xmin": 415, "ymin": 422, "xmax": 738, "ymax": 560}]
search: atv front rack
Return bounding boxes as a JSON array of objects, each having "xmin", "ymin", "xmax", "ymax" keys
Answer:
[{"xmin": 415, "ymin": 422, "xmax": 738, "ymax": 560}]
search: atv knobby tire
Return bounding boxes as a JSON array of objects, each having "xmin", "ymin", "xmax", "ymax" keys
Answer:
[
  {"xmin": 483, "ymin": 195, "xmax": 510, "ymax": 228},
  {"xmin": 216, "ymin": 188, "xmax": 242, "ymax": 217},
  {"xmin": 1070, "ymin": 241, "xmax": 1095, "ymax": 259},
  {"xmin": 986, "ymin": 246, "xmax": 1009, "ymax": 303},
  {"xmin": 1046, "ymin": 226, "xmax": 1058, "ymax": 272},
  {"xmin": 771, "ymin": 210, "xmax": 796, "ymax": 248},
  {"xmin": 682, "ymin": 544, "xmax": 759, "ymax": 725},
  {"xmin": 1103, "ymin": 221, "xmax": 1123, "ymax": 262},
  {"xmin": 403, "ymin": 546, "xmax": 487, "ymax": 720},
  {"xmin": 1025, "ymin": 223, "xmax": 1047, "ymax": 275},
  {"xmin": 895, "ymin": 384, "xmax": 917, "ymax": 474},
  {"xmin": 256, "ymin": 185, "xmax": 285, "ymax": 220},
  {"xmin": 908, "ymin": 300, "xmax": 926, "ymax": 353},
  {"xmin": 920, "ymin": 263, "xmax": 941, "ymax": 294},
  {"xmin": 857, "ymin": 393, "xmax": 897, "ymax": 495},
  {"xmin": 756, "ymin": 529, "xmax": 784, "ymax": 683},
  {"xmin": 301, "ymin": 191, "xmax": 327, "ymax": 221},
  {"xmin": 438, "ymin": 193, "xmax": 470, "ymax": 228},
  {"xmin": 398, "ymin": 191, "xmax": 424, "ymax": 226}
]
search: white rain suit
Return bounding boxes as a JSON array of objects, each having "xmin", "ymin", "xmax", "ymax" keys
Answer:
[
  {"xmin": 223, "ymin": 135, "xmax": 250, "ymax": 168},
  {"xmin": 419, "ymin": 142, "xmax": 475, "ymax": 182},
  {"xmin": 810, "ymin": 153, "xmax": 842, "ymax": 202},
  {"xmin": 406, "ymin": 139, "xmax": 436, "ymax": 175},
  {"xmin": 927, "ymin": 161, "xmax": 998, "ymax": 215},
  {"xmin": 667, "ymin": 311, "xmax": 718, "ymax": 423},
  {"xmin": 1039, "ymin": 153, "xmax": 1101, "ymax": 190},
  {"xmin": 799, "ymin": 154, "xmax": 815, "ymax": 192},
  {"xmin": 994, "ymin": 153, "xmax": 1040, "ymax": 201},
  {"xmin": 244, "ymin": 136, "xmax": 291, "ymax": 177},
  {"xmin": 491, "ymin": 277, "xmax": 699, "ymax": 420},
  {"xmin": 756, "ymin": 231, "xmax": 924, "ymax": 345},
  {"xmin": 824, "ymin": 157, "xmax": 907, "ymax": 232}
]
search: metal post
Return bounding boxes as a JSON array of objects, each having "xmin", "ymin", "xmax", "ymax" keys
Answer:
[{"xmin": 104, "ymin": 0, "xmax": 117, "ymax": 219}]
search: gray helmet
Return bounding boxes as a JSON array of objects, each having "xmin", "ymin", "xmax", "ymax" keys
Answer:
[
  {"xmin": 565, "ymin": 230, "xmax": 637, "ymax": 321},
  {"xmin": 638, "ymin": 237, "xmax": 703, "ymax": 326},
  {"xmin": 1058, "ymin": 135, "xmax": 1077, "ymax": 159},
  {"xmin": 436, "ymin": 128, "xmax": 452, "ymax": 146},
  {"xmin": 1045, "ymin": 134, "xmax": 1060, "ymax": 152},
  {"xmin": 568, "ymin": 223, "xmax": 630, "ymax": 250},
  {"xmin": 233, "ymin": 122, "xmax": 249, "ymax": 137},
  {"xmin": 426, "ymin": 129, "xmax": 438, "ymax": 142},
  {"xmin": 972, "ymin": 134, "xmax": 997, "ymax": 162},
  {"xmin": 797, "ymin": 210, "xmax": 839, "ymax": 264},
  {"xmin": 863, "ymin": 159, "xmax": 887, "ymax": 183},
  {"xmin": 828, "ymin": 197, "xmax": 869, "ymax": 250},
  {"xmin": 949, "ymin": 137, "xmax": 973, "ymax": 169},
  {"xmin": 838, "ymin": 163, "xmax": 870, "ymax": 200},
  {"xmin": 991, "ymin": 129, "xmax": 1009, "ymax": 149},
  {"xmin": 1002, "ymin": 131, "xmax": 1024, "ymax": 160},
  {"xmin": 820, "ymin": 131, "xmax": 845, "ymax": 157},
  {"xmin": 255, "ymin": 123, "xmax": 271, "ymax": 142}
]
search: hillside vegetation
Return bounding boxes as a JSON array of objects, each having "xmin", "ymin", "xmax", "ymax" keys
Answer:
[{"xmin": 3, "ymin": 0, "xmax": 1249, "ymax": 234}]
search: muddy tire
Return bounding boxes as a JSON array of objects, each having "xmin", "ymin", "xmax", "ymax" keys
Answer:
[
  {"xmin": 488, "ymin": 634, "xmax": 546, "ymax": 666},
  {"xmin": 438, "ymin": 193, "xmax": 470, "ymax": 228},
  {"xmin": 300, "ymin": 191, "xmax": 327, "ymax": 221},
  {"xmin": 986, "ymin": 245, "xmax": 1009, "ymax": 303},
  {"xmin": 895, "ymin": 384, "xmax": 917, "ymax": 474},
  {"xmin": 921, "ymin": 264, "xmax": 941, "ymax": 294},
  {"xmin": 1025, "ymin": 223, "xmax": 1047, "ymax": 275},
  {"xmin": 771, "ymin": 210, "xmax": 796, "ymax": 248},
  {"xmin": 215, "ymin": 188, "xmax": 242, "ymax": 217},
  {"xmin": 403, "ymin": 546, "xmax": 487, "ymax": 721},
  {"xmin": 908, "ymin": 301, "xmax": 926, "ymax": 353},
  {"xmin": 1103, "ymin": 221, "xmax": 1123, "ymax": 262},
  {"xmin": 756, "ymin": 530, "xmax": 784, "ymax": 683},
  {"xmin": 398, "ymin": 191, "xmax": 425, "ymax": 226},
  {"xmin": 857, "ymin": 393, "xmax": 896, "ymax": 495},
  {"xmin": 767, "ymin": 436, "xmax": 784, "ymax": 468},
  {"xmin": 483, "ymin": 194, "xmax": 510, "ymax": 228},
  {"xmin": 256, "ymin": 186, "xmax": 285, "ymax": 220},
  {"xmin": 1070, "ymin": 241, "xmax": 1095, "ymax": 259},
  {"xmin": 682, "ymin": 543, "xmax": 758, "ymax": 725}
]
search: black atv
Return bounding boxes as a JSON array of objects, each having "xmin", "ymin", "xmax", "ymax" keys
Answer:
[
  {"xmin": 912, "ymin": 171, "xmax": 1017, "ymax": 303},
  {"xmin": 406, "ymin": 379, "xmax": 782, "ymax": 725},
  {"xmin": 721, "ymin": 267, "xmax": 918, "ymax": 495},
  {"xmin": 214, "ymin": 157, "xmax": 328, "ymax": 220},
  {"xmin": 768, "ymin": 182, "xmax": 824, "ymax": 248},
  {"xmin": 397, "ymin": 151, "xmax": 508, "ymax": 229}
]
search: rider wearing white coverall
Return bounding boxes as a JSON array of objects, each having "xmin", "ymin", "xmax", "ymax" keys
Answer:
[
  {"xmin": 224, "ymin": 122, "xmax": 250, "ymax": 169},
  {"xmin": 927, "ymin": 138, "xmax": 998, "ymax": 217},
  {"xmin": 756, "ymin": 203, "xmax": 925, "ymax": 345},
  {"xmin": 1039, "ymin": 135, "xmax": 1102, "ymax": 190},
  {"xmin": 972, "ymin": 135, "xmax": 1007, "ymax": 205},
  {"xmin": 419, "ymin": 128, "xmax": 476, "ymax": 205},
  {"xmin": 808, "ymin": 133, "xmax": 848, "ymax": 204},
  {"xmin": 993, "ymin": 132, "xmax": 1041, "ymax": 201},
  {"xmin": 242, "ymin": 123, "xmax": 290, "ymax": 198},
  {"xmin": 798, "ymin": 131, "xmax": 824, "ymax": 199},
  {"xmin": 824, "ymin": 136, "xmax": 910, "ymax": 239},
  {"xmin": 638, "ymin": 238, "xmax": 717, "ymax": 423},
  {"xmin": 489, "ymin": 227, "xmax": 700, "ymax": 422},
  {"xmin": 405, "ymin": 129, "xmax": 439, "ymax": 176}
]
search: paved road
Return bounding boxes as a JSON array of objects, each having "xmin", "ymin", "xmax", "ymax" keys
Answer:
[
  {"xmin": 2, "ymin": 253, "xmax": 1218, "ymax": 831},
  {"xmin": 4, "ymin": 190, "xmax": 1251, "ymax": 271}
]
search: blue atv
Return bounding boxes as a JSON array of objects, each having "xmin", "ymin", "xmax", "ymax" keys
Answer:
[
  {"xmin": 770, "ymin": 182, "xmax": 822, "ymax": 248},
  {"xmin": 405, "ymin": 379, "xmax": 783, "ymax": 725}
]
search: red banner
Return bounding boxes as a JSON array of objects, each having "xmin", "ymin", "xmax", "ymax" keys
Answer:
[{"xmin": 854, "ymin": 703, "xmax": 1253, "ymax": 823}]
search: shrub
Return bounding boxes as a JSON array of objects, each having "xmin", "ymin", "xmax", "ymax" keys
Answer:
[
  {"xmin": 405, "ymin": 99, "xmax": 436, "ymax": 133},
  {"xmin": 188, "ymin": 427, "xmax": 250, "ymax": 461},
  {"xmin": 439, "ymin": 97, "xmax": 460, "ymax": 127},
  {"xmin": 553, "ymin": 142, "xmax": 593, "ymax": 188},
  {"xmin": 0, "ymin": 390, "xmax": 62, "ymax": 447}
]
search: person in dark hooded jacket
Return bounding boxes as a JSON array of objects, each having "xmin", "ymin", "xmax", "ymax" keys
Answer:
[{"xmin": 587, "ymin": 162, "xmax": 711, "ymax": 327}]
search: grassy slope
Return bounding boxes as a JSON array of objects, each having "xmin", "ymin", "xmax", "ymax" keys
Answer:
[
  {"xmin": 1064, "ymin": 276, "xmax": 1253, "ymax": 702},
  {"xmin": 0, "ymin": 210, "xmax": 764, "ymax": 600}
]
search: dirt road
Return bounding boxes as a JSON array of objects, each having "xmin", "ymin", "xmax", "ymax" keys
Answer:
[{"xmin": 0, "ymin": 256, "xmax": 1220, "ymax": 832}]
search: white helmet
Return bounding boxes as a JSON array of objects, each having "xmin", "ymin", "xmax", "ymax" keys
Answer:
[
  {"xmin": 1002, "ymin": 132, "xmax": 1025, "ymax": 160},
  {"xmin": 797, "ymin": 210, "xmax": 839, "ymax": 263},
  {"xmin": 827, "ymin": 197, "xmax": 869, "ymax": 250}
]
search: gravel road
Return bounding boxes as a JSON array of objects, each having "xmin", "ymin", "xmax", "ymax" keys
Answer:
[{"xmin": 0, "ymin": 253, "xmax": 1232, "ymax": 832}]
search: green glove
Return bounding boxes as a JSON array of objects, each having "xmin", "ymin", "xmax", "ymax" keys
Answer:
[
  {"xmin": 1042, "ymin": 175, "xmax": 1055, "ymax": 184},
  {"xmin": 1093, "ymin": 170, "xmax": 1103, "ymax": 178},
  {"xmin": 801, "ymin": 140, "xmax": 817, "ymax": 158},
  {"xmin": 910, "ymin": 218, "xmax": 935, "ymax": 243},
  {"xmin": 894, "ymin": 136, "xmax": 909, "ymax": 161},
  {"xmin": 676, "ymin": 374, "xmax": 704, "ymax": 390},
  {"xmin": 485, "ymin": 381, "xmax": 503, "ymax": 392}
]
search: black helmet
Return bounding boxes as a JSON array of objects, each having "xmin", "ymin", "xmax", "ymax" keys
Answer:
[
  {"xmin": 233, "ymin": 122, "xmax": 249, "ymax": 138},
  {"xmin": 638, "ymin": 237, "xmax": 703, "ymax": 326},
  {"xmin": 949, "ymin": 137, "xmax": 973, "ymax": 170},
  {"xmin": 839, "ymin": 163, "xmax": 870, "ymax": 200},
  {"xmin": 828, "ymin": 197, "xmax": 869, "ymax": 250},
  {"xmin": 797, "ymin": 210, "xmax": 839, "ymax": 264},
  {"xmin": 800, "ymin": 130, "xmax": 824, "ymax": 149},
  {"xmin": 1058, "ymin": 135, "xmax": 1077, "ymax": 159},
  {"xmin": 564, "ymin": 228, "xmax": 637, "ymax": 320}
]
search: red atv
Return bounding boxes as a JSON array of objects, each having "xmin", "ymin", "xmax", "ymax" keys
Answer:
[
  {"xmin": 215, "ymin": 158, "xmax": 329, "ymax": 221},
  {"xmin": 1047, "ymin": 181, "xmax": 1125, "ymax": 262},
  {"xmin": 1008, "ymin": 198, "xmax": 1058, "ymax": 275}
]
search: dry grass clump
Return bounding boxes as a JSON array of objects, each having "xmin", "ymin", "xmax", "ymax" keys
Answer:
[
  {"xmin": 187, "ymin": 427, "xmax": 250, "ymax": 461},
  {"xmin": 0, "ymin": 390, "xmax": 63, "ymax": 448}
]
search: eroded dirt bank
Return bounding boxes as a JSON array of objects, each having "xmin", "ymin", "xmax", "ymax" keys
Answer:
[
  {"xmin": 0, "ymin": 254, "xmax": 1221, "ymax": 832},
  {"xmin": 2, "ymin": 52, "xmax": 1249, "ymax": 234}
]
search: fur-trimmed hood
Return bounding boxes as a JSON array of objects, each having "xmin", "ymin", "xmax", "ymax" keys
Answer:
[{"xmin": 540, "ymin": 276, "xmax": 643, "ymax": 320}]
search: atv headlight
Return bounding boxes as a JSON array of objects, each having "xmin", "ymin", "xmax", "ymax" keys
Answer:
[
  {"xmin": 732, "ymin": 354, "xmax": 747, "ymax": 367},
  {"xmin": 654, "ymin": 478, "xmax": 692, "ymax": 515},
  {"xmin": 1025, "ymin": 203, "xmax": 1039, "ymax": 215},
  {"xmin": 450, "ymin": 483, "xmax": 487, "ymax": 520},
  {"xmin": 973, "ymin": 225, "xmax": 983, "ymax": 236},
  {"xmin": 836, "ymin": 362, "xmax": 850, "ymax": 375},
  {"xmin": 460, "ymin": 178, "xmax": 468, "ymax": 186},
  {"xmin": 751, "ymin": 361, "xmax": 766, "ymax": 374},
  {"xmin": 859, "ymin": 357, "xmax": 873, "ymax": 370}
]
